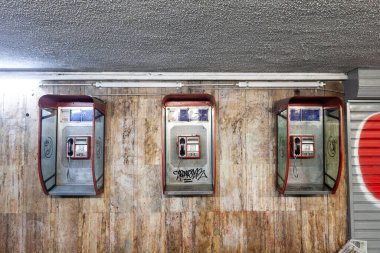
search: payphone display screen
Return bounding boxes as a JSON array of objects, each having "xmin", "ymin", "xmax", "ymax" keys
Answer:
[{"xmin": 74, "ymin": 140, "xmax": 88, "ymax": 157}]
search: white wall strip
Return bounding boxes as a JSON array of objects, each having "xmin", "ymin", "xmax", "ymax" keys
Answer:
[{"xmin": 0, "ymin": 71, "xmax": 348, "ymax": 81}]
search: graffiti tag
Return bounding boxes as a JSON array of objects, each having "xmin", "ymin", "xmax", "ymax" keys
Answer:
[
  {"xmin": 328, "ymin": 136, "xmax": 337, "ymax": 157},
  {"xmin": 173, "ymin": 168, "xmax": 208, "ymax": 183},
  {"xmin": 43, "ymin": 137, "xmax": 53, "ymax": 158}
]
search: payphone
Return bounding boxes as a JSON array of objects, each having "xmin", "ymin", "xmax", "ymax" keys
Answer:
[
  {"xmin": 38, "ymin": 95, "xmax": 106, "ymax": 196},
  {"xmin": 162, "ymin": 94, "xmax": 216, "ymax": 195},
  {"xmin": 290, "ymin": 135, "xmax": 315, "ymax": 158},
  {"xmin": 66, "ymin": 136, "xmax": 91, "ymax": 159},
  {"xmin": 177, "ymin": 135, "xmax": 201, "ymax": 159},
  {"xmin": 275, "ymin": 96, "xmax": 343, "ymax": 195}
]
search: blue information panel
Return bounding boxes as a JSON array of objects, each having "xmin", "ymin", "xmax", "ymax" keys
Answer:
[
  {"xmin": 290, "ymin": 109, "xmax": 301, "ymax": 121},
  {"xmin": 198, "ymin": 109, "xmax": 209, "ymax": 121},
  {"xmin": 70, "ymin": 109, "xmax": 93, "ymax": 122},
  {"xmin": 70, "ymin": 110, "xmax": 81, "ymax": 121},
  {"xmin": 178, "ymin": 109, "xmax": 189, "ymax": 121},
  {"xmin": 290, "ymin": 108, "xmax": 320, "ymax": 121},
  {"xmin": 81, "ymin": 109, "xmax": 93, "ymax": 121},
  {"xmin": 302, "ymin": 109, "xmax": 320, "ymax": 121}
]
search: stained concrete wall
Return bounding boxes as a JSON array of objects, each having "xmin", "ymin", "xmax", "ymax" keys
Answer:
[{"xmin": 0, "ymin": 82, "xmax": 347, "ymax": 252}]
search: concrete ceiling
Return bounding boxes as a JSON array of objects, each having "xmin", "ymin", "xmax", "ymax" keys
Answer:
[{"xmin": 0, "ymin": 1, "xmax": 379, "ymax": 72}]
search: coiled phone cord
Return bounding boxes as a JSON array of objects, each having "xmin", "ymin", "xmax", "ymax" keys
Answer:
[
  {"xmin": 293, "ymin": 155, "xmax": 299, "ymax": 178},
  {"xmin": 176, "ymin": 157, "xmax": 183, "ymax": 170},
  {"xmin": 67, "ymin": 156, "xmax": 73, "ymax": 182}
]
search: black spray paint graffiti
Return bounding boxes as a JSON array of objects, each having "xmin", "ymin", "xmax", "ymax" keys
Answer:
[
  {"xmin": 173, "ymin": 168, "xmax": 208, "ymax": 183},
  {"xmin": 328, "ymin": 136, "xmax": 337, "ymax": 157},
  {"xmin": 43, "ymin": 137, "xmax": 53, "ymax": 158}
]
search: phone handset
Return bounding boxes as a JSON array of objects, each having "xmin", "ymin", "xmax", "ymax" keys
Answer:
[
  {"xmin": 292, "ymin": 137, "xmax": 301, "ymax": 178},
  {"xmin": 179, "ymin": 137, "xmax": 186, "ymax": 157},
  {"xmin": 66, "ymin": 138, "xmax": 74, "ymax": 181},
  {"xmin": 67, "ymin": 138, "xmax": 74, "ymax": 157},
  {"xmin": 294, "ymin": 137, "xmax": 301, "ymax": 157}
]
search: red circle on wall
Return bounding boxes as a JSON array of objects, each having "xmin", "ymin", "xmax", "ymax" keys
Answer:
[{"xmin": 358, "ymin": 113, "xmax": 380, "ymax": 200}]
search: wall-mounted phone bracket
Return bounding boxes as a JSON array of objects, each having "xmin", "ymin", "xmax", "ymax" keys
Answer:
[
  {"xmin": 275, "ymin": 96, "xmax": 343, "ymax": 196},
  {"xmin": 38, "ymin": 95, "xmax": 106, "ymax": 196}
]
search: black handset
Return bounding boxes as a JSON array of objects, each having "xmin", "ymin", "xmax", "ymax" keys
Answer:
[
  {"xmin": 67, "ymin": 138, "xmax": 74, "ymax": 157},
  {"xmin": 179, "ymin": 137, "xmax": 186, "ymax": 157},
  {"xmin": 294, "ymin": 137, "xmax": 301, "ymax": 156}
]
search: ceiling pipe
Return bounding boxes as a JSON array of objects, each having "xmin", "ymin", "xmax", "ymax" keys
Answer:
[
  {"xmin": 237, "ymin": 81, "xmax": 325, "ymax": 88},
  {"xmin": 0, "ymin": 71, "xmax": 348, "ymax": 81},
  {"xmin": 94, "ymin": 81, "xmax": 183, "ymax": 88}
]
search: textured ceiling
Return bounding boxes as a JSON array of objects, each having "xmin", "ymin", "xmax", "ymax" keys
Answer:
[{"xmin": 0, "ymin": 0, "xmax": 379, "ymax": 72}]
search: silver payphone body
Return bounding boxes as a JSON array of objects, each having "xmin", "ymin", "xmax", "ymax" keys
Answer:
[
  {"xmin": 57, "ymin": 107, "xmax": 93, "ymax": 188},
  {"xmin": 162, "ymin": 94, "xmax": 216, "ymax": 195},
  {"xmin": 287, "ymin": 107, "xmax": 323, "ymax": 190}
]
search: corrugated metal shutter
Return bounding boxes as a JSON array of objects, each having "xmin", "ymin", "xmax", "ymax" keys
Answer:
[
  {"xmin": 347, "ymin": 101, "xmax": 380, "ymax": 253},
  {"xmin": 345, "ymin": 69, "xmax": 380, "ymax": 100}
]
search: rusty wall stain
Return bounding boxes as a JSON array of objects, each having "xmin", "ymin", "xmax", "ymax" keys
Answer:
[{"xmin": 143, "ymin": 118, "xmax": 159, "ymax": 166}]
